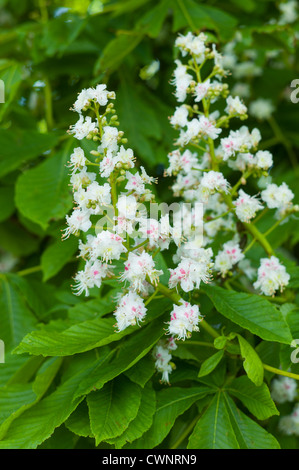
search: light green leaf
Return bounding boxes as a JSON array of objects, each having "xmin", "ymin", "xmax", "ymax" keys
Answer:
[
  {"xmin": 236, "ymin": 334, "xmax": 264, "ymax": 386},
  {"xmin": 188, "ymin": 391, "xmax": 240, "ymax": 449},
  {"xmin": 198, "ymin": 350, "xmax": 224, "ymax": 378},
  {"xmin": 87, "ymin": 375, "xmax": 142, "ymax": 445},
  {"xmin": 202, "ymin": 285, "xmax": 292, "ymax": 345},
  {"xmin": 225, "ymin": 376, "xmax": 279, "ymax": 420}
]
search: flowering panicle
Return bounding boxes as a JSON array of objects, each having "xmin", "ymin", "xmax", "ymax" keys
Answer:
[{"xmin": 65, "ymin": 32, "xmax": 297, "ymax": 385}]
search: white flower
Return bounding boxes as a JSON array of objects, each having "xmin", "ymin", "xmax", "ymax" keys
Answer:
[
  {"xmin": 153, "ymin": 339, "xmax": 176, "ymax": 383},
  {"xmin": 271, "ymin": 376, "xmax": 297, "ymax": 404},
  {"xmin": 85, "ymin": 181, "xmax": 111, "ymax": 206},
  {"xmin": 254, "ymin": 150, "xmax": 273, "ymax": 170},
  {"xmin": 121, "ymin": 251, "xmax": 162, "ymax": 292},
  {"xmin": 64, "ymin": 208, "xmax": 92, "ymax": 238},
  {"xmin": 172, "ymin": 60, "xmax": 193, "ymax": 102},
  {"xmin": 170, "ymin": 106, "xmax": 189, "ymax": 127},
  {"xmin": 197, "ymin": 115, "xmax": 222, "ymax": 140},
  {"xmin": 234, "ymin": 189, "xmax": 264, "ymax": 223},
  {"xmin": 125, "ymin": 171, "xmax": 145, "ymax": 195},
  {"xmin": 249, "ymin": 99, "xmax": 274, "ymax": 120},
  {"xmin": 214, "ymin": 240, "xmax": 244, "ymax": 276},
  {"xmin": 261, "ymin": 182, "xmax": 294, "ymax": 210},
  {"xmin": 253, "ymin": 256, "xmax": 290, "ymax": 296},
  {"xmin": 93, "ymin": 84, "xmax": 109, "ymax": 106},
  {"xmin": 70, "ymin": 168, "xmax": 96, "ymax": 191},
  {"xmin": 100, "ymin": 155, "xmax": 116, "ymax": 178},
  {"xmin": 194, "ymin": 80, "xmax": 210, "ymax": 102},
  {"xmin": 69, "ymin": 115, "xmax": 97, "ymax": 140},
  {"xmin": 167, "ymin": 301, "xmax": 202, "ymax": 340},
  {"xmin": 101, "ymin": 126, "xmax": 119, "ymax": 153},
  {"xmin": 73, "ymin": 260, "xmax": 109, "ymax": 296},
  {"xmin": 200, "ymin": 170, "xmax": 230, "ymax": 193},
  {"xmin": 68, "ymin": 147, "xmax": 87, "ymax": 174},
  {"xmin": 115, "ymin": 145, "xmax": 135, "ymax": 168},
  {"xmin": 169, "ymin": 249, "xmax": 213, "ymax": 292},
  {"xmin": 92, "ymin": 230, "xmax": 127, "ymax": 262},
  {"xmin": 73, "ymin": 88, "xmax": 94, "ymax": 113},
  {"xmin": 225, "ymin": 95, "xmax": 247, "ymax": 116},
  {"xmin": 114, "ymin": 291, "xmax": 147, "ymax": 331}
]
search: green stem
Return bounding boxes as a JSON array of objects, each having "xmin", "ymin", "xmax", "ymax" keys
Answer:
[
  {"xmin": 17, "ymin": 265, "xmax": 42, "ymax": 277},
  {"xmin": 180, "ymin": 340, "xmax": 215, "ymax": 348},
  {"xmin": 263, "ymin": 363, "xmax": 299, "ymax": 381},
  {"xmin": 263, "ymin": 214, "xmax": 289, "ymax": 237}
]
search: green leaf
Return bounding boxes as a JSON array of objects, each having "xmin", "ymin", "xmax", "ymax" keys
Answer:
[
  {"xmin": 14, "ymin": 298, "xmax": 170, "ymax": 357},
  {"xmin": 0, "ymin": 186, "xmax": 14, "ymax": 221},
  {"xmin": 236, "ymin": 334, "xmax": 264, "ymax": 386},
  {"xmin": 172, "ymin": 0, "xmax": 237, "ymax": 40},
  {"xmin": 0, "ymin": 360, "xmax": 92, "ymax": 449},
  {"xmin": 126, "ymin": 386, "xmax": 213, "ymax": 449},
  {"xmin": 117, "ymin": 79, "xmax": 162, "ymax": 165},
  {"xmin": 137, "ymin": 0, "xmax": 171, "ymax": 38},
  {"xmin": 0, "ymin": 357, "xmax": 62, "ymax": 439},
  {"xmin": 41, "ymin": 236, "xmax": 78, "ymax": 281},
  {"xmin": 107, "ymin": 381, "xmax": 156, "ymax": 448},
  {"xmin": 124, "ymin": 355, "xmax": 155, "ymax": 387},
  {"xmin": 225, "ymin": 376, "xmax": 279, "ymax": 421},
  {"xmin": 0, "ymin": 128, "xmax": 59, "ymax": 178},
  {"xmin": 75, "ymin": 315, "xmax": 168, "ymax": 397},
  {"xmin": 15, "ymin": 143, "xmax": 73, "ymax": 230},
  {"xmin": 95, "ymin": 34, "xmax": 144, "ymax": 73},
  {"xmin": 65, "ymin": 400, "xmax": 93, "ymax": 438},
  {"xmin": 0, "ymin": 274, "xmax": 37, "ymax": 351},
  {"xmin": 0, "ymin": 220, "xmax": 40, "ymax": 256},
  {"xmin": 202, "ymin": 285, "xmax": 292, "ymax": 345},
  {"xmin": 198, "ymin": 350, "xmax": 224, "ymax": 378},
  {"xmin": 188, "ymin": 391, "xmax": 240, "ymax": 449},
  {"xmin": 87, "ymin": 375, "xmax": 142, "ymax": 445},
  {"xmin": 223, "ymin": 393, "xmax": 280, "ymax": 449}
]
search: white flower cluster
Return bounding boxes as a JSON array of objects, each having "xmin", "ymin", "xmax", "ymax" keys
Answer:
[
  {"xmin": 253, "ymin": 256, "xmax": 290, "ymax": 296},
  {"xmin": 153, "ymin": 337, "xmax": 177, "ymax": 383},
  {"xmin": 279, "ymin": 404, "xmax": 299, "ymax": 437},
  {"xmin": 65, "ymin": 32, "xmax": 297, "ymax": 385},
  {"xmin": 166, "ymin": 31, "xmax": 296, "ymax": 297},
  {"xmin": 271, "ymin": 376, "xmax": 297, "ymax": 404}
]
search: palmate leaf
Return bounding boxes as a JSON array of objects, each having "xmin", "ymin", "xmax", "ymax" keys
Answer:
[
  {"xmin": 0, "ymin": 359, "xmax": 93, "ymax": 449},
  {"xmin": 223, "ymin": 393, "xmax": 280, "ymax": 449},
  {"xmin": 107, "ymin": 381, "xmax": 156, "ymax": 449},
  {"xmin": 125, "ymin": 386, "xmax": 214, "ymax": 449},
  {"xmin": 224, "ymin": 376, "xmax": 279, "ymax": 421},
  {"xmin": 202, "ymin": 285, "xmax": 292, "ymax": 345},
  {"xmin": 0, "ymin": 357, "xmax": 62, "ymax": 440},
  {"xmin": 188, "ymin": 391, "xmax": 240, "ymax": 449},
  {"xmin": 87, "ymin": 375, "xmax": 142, "ymax": 445},
  {"xmin": 188, "ymin": 391, "xmax": 280, "ymax": 449}
]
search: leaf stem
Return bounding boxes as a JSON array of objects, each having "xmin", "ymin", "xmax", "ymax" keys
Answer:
[{"xmin": 263, "ymin": 363, "xmax": 299, "ymax": 381}]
